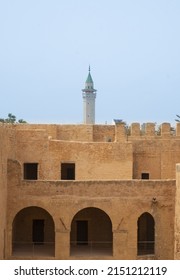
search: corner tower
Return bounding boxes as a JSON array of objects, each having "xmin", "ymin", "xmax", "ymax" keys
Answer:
[{"xmin": 82, "ymin": 67, "xmax": 97, "ymax": 124}]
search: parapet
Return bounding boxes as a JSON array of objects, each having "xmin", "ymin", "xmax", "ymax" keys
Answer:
[
  {"xmin": 131, "ymin": 123, "xmax": 155, "ymax": 137},
  {"xmin": 2, "ymin": 122, "xmax": 180, "ymax": 143},
  {"xmin": 115, "ymin": 122, "xmax": 180, "ymax": 141}
]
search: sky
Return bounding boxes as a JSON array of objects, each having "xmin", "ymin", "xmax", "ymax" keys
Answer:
[{"xmin": 0, "ymin": 0, "xmax": 180, "ymax": 125}]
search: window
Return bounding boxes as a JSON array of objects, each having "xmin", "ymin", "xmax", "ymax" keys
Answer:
[
  {"xmin": 61, "ymin": 163, "xmax": 75, "ymax": 180},
  {"xmin": 141, "ymin": 173, "xmax": 149, "ymax": 180},
  {"xmin": 24, "ymin": 163, "xmax": 38, "ymax": 180}
]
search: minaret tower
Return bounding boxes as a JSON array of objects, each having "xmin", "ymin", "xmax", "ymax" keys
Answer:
[{"xmin": 82, "ymin": 66, "xmax": 97, "ymax": 124}]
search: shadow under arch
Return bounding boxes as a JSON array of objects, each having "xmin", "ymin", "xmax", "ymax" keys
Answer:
[
  {"xmin": 12, "ymin": 206, "xmax": 55, "ymax": 257},
  {"xmin": 70, "ymin": 207, "xmax": 113, "ymax": 257},
  {"xmin": 137, "ymin": 212, "xmax": 155, "ymax": 255}
]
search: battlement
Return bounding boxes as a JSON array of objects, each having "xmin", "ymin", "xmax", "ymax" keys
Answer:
[
  {"xmin": 1, "ymin": 122, "xmax": 180, "ymax": 142},
  {"xmin": 115, "ymin": 122, "xmax": 180, "ymax": 141}
]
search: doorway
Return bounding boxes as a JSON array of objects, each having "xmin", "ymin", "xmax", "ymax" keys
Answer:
[
  {"xmin": 33, "ymin": 219, "xmax": 44, "ymax": 244},
  {"xmin": 137, "ymin": 212, "xmax": 155, "ymax": 255},
  {"xmin": 76, "ymin": 220, "xmax": 88, "ymax": 245}
]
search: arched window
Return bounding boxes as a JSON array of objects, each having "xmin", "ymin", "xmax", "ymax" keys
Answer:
[{"xmin": 137, "ymin": 212, "xmax": 155, "ymax": 255}]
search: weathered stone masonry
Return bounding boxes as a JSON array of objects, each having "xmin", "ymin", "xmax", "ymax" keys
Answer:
[{"xmin": 0, "ymin": 122, "xmax": 180, "ymax": 259}]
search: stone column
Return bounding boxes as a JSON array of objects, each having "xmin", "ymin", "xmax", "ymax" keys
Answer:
[
  {"xmin": 5, "ymin": 228, "xmax": 12, "ymax": 259},
  {"xmin": 113, "ymin": 230, "xmax": 128, "ymax": 259},
  {"xmin": 113, "ymin": 230, "xmax": 136, "ymax": 259},
  {"xmin": 55, "ymin": 230, "xmax": 70, "ymax": 259}
]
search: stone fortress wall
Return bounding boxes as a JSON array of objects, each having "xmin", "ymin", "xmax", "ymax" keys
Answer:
[{"xmin": 0, "ymin": 122, "xmax": 180, "ymax": 259}]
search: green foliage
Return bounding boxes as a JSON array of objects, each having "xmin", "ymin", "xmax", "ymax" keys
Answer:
[
  {"xmin": 175, "ymin": 115, "xmax": 180, "ymax": 122},
  {"xmin": 0, "ymin": 113, "xmax": 27, "ymax": 124},
  {"xmin": 18, "ymin": 119, "xmax": 27, "ymax": 123}
]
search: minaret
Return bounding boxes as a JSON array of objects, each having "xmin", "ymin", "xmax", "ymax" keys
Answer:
[{"xmin": 82, "ymin": 66, "xmax": 97, "ymax": 124}]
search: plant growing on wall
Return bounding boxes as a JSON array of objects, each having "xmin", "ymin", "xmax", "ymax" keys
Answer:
[{"xmin": 0, "ymin": 113, "xmax": 27, "ymax": 123}]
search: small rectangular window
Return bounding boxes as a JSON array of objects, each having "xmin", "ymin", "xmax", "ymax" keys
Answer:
[
  {"xmin": 24, "ymin": 163, "xmax": 38, "ymax": 180},
  {"xmin": 141, "ymin": 173, "xmax": 149, "ymax": 180},
  {"xmin": 61, "ymin": 163, "xmax": 75, "ymax": 180}
]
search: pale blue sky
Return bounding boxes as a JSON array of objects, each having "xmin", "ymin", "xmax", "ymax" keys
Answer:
[{"xmin": 0, "ymin": 0, "xmax": 180, "ymax": 125}]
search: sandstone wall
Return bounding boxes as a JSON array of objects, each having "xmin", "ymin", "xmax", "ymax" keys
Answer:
[
  {"xmin": 0, "ymin": 125, "xmax": 15, "ymax": 259},
  {"xmin": 14, "ymin": 128, "xmax": 132, "ymax": 180},
  {"xmin": 6, "ymin": 159, "xmax": 175, "ymax": 260},
  {"xmin": 0, "ymin": 125, "xmax": 7, "ymax": 258},
  {"xmin": 13, "ymin": 122, "xmax": 180, "ymax": 180},
  {"xmin": 174, "ymin": 164, "xmax": 180, "ymax": 259},
  {"xmin": 1, "ymin": 123, "xmax": 180, "ymax": 259},
  {"xmin": 132, "ymin": 139, "xmax": 180, "ymax": 179},
  {"xmin": 49, "ymin": 140, "xmax": 132, "ymax": 180}
]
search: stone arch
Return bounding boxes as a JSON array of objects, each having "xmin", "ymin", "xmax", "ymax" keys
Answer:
[
  {"xmin": 12, "ymin": 206, "xmax": 55, "ymax": 257},
  {"xmin": 137, "ymin": 212, "xmax": 155, "ymax": 255},
  {"xmin": 70, "ymin": 207, "xmax": 112, "ymax": 256}
]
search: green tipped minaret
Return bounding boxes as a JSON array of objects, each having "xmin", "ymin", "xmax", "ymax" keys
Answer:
[
  {"xmin": 85, "ymin": 66, "xmax": 94, "ymax": 85},
  {"xmin": 82, "ymin": 67, "xmax": 97, "ymax": 124}
]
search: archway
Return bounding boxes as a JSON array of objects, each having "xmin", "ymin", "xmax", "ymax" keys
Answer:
[
  {"xmin": 137, "ymin": 212, "xmax": 155, "ymax": 255},
  {"xmin": 12, "ymin": 206, "xmax": 55, "ymax": 257},
  {"xmin": 70, "ymin": 207, "xmax": 112, "ymax": 256}
]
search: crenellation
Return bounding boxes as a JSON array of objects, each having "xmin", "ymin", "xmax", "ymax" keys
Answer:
[
  {"xmin": 161, "ymin": 123, "xmax": 171, "ymax": 137},
  {"xmin": 130, "ymin": 123, "xmax": 140, "ymax": 137},
  {"xmin": 115, "ymin": 122, "xmax": 127, "ymax": 142},
  {"xmin": 144, "ymin": 122, "xmax": 155, "ymax": 136}
]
